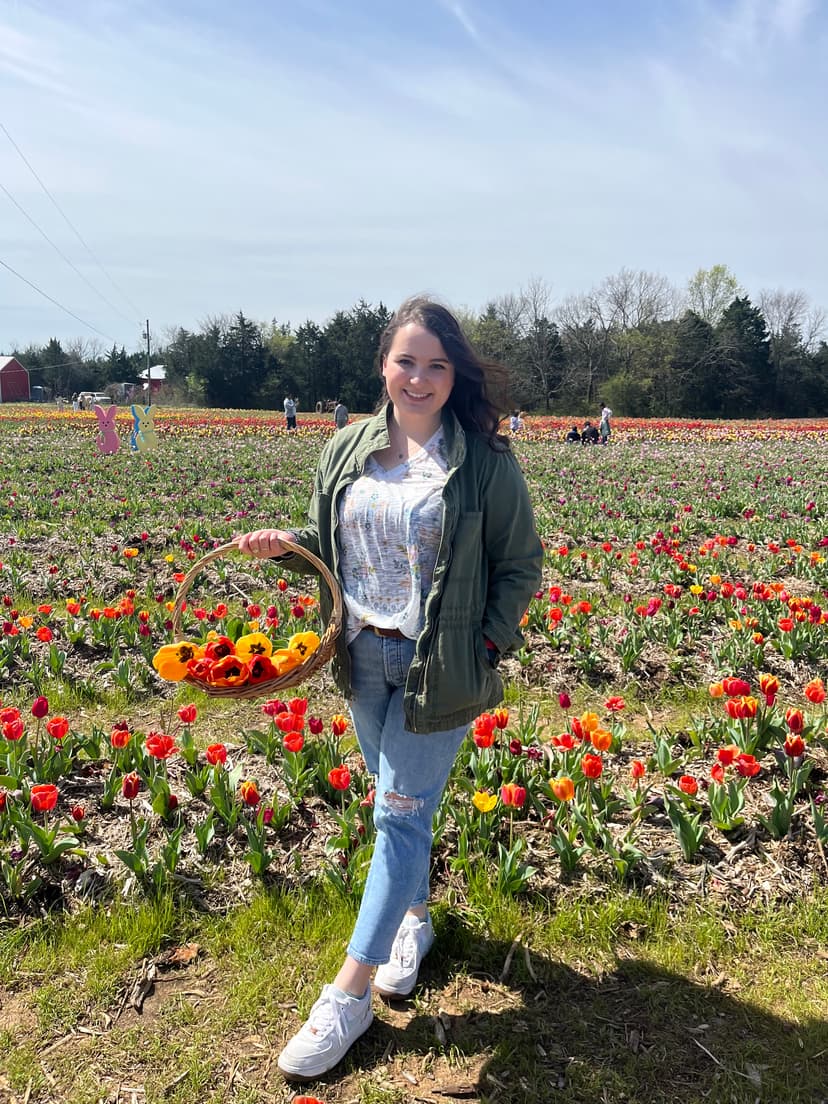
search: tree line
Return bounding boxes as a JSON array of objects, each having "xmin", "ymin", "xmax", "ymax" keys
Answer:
[{"xmin": 11, "ymin": 265, "xmax": 828, "ymax": 417}]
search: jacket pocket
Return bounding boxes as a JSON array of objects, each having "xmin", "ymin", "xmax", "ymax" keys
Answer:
[
  {"xmin": 420, "ymin": 621, "xmax": 496, "ymax": 718},
  {"xmin": 441, "ymin": 512, "xmax": 484, "ymax": 621}
]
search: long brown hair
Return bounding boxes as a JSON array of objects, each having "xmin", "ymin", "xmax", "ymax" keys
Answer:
[{"xmin": 377, "ymin": 296, "xmax": 510, "ymax": 448}]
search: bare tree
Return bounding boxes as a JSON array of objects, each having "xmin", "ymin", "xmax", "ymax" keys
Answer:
[
  {"xmin": 518, "ymin": 276, "xmax": 566, "ymax": 409},
  {"xmin": 554, "ymin": 293, "xmax": 615, "ymax": 407},
  {"xmin": 597, "ymin": 267, "xmax": 678, "ymax": 330},
  {"xmin": 759, "ymin": 287, "xmax": 826, "ymax": 352}
]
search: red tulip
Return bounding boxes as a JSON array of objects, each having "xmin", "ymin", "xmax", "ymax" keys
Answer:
[
  {"xmin": 328, "ymin": 765, "xmax": 351, "ymax": 791},
  {"xmin": 716, "ymin": 744, "xmax": 739, "ymax": 766},
  {"xmin": 785, "ymin": 708, "xmax": 805, "ymax": 734},
  {"xmin": 3, "ymin": 718, "xmax": 25, "ymax": 741},
  {"xmin": 721, "ymin": 676, "xmax": 751, "ymax": 697},
  {"xmin": 46, "ymin": 716, "xmax": 69, "ymax": 741},
  {"xmin": 758, "ymin": 673, "xmax": 779, "ymax": 706},
  {"xmin": 206, "ymin": 743, "xmax": 227, "ymax": 766},
  {"xmin": 30, "ymin": 783, "xmax": 59, "ymax": 812},
  {"xmin": 122, "ymin": 772, "xmax": 141, "ymax": 800},
  {"xmin": 110, "ymin": 723, "xmax": 132, "ymax": 749},
  {"xmin": 678, "ymin": 775, "xmax": 698, "ymax": 796},
  {"xmin": 804, "ymin": 678, "xmax": 826, "ymax": 705},
  {"xmin": 473, "ymin": 713, "xmax": 496, "ymax": 748},
  {"xmin": 31, "ymin": 696, "xmax": 49, "ymax": 718},
  {"xmin": 783, "ymin": 734, "xmax": 805, "ymax": 758},
  {"xmin": 581, "ymin": 753, "xmax": 603, "ymax": 779},
  {"xmin": 735, "ymin": 754, "xmax": 761, "ymax": 778},
  {"xmin": 145, "ymin": 731, "xmax": 179, "ymax": 759},
  {"xmin": 499, "ymin": 782, "xmax": 527, "ymax": 808},
  {"xmin": 240, "ymin": 780, "xmax": 261, "ymax": 806},
  {"xmin": 177, "ymin": 704, "xmax": 198, "ymax": 724},
  {"xmin": 276, "ymin": 711, "xmax": 304, "ymax": 733},
  {"xmin": 261, "ymin": 698, "xmax": 288, "ymax": 717}
]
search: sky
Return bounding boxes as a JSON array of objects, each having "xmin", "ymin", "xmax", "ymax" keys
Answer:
[{"xmin": 1, "ymin": 0, "xmax": 827, "ymax": 353}]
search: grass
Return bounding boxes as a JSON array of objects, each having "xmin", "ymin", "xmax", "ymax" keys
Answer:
[{"xmin": 2, "ymin": 885, "xmax": 827, "ymax": 1104}]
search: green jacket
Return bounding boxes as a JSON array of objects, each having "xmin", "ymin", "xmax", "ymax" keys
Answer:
[{"xmin": 283, "ymin": 404, "xmax": 543, "ymax": 733}]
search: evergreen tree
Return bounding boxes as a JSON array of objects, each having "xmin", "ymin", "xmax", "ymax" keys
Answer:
[
  {"xmin": 716, "ymin": 297, "xmax": 772, "ymax": 416},
  {"xmin": 670, "ymin": 312, "xmax": 721, "ymax": 415}
]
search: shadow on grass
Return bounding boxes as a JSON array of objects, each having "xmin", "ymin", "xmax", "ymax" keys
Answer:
[{"xmin": 320, "ymin": 913, "xmax": 828, "ymax": 1104}]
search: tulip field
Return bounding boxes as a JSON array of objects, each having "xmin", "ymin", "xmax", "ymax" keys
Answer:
[{"xmin": 0, "ymin": 404, "xmax": 827, "ymax": 1104}]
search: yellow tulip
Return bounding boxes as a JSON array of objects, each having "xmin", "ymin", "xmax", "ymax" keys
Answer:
[
  {"xmin": 272, "ymin": 649, "xmax": 303, "ymax": 675},
  {"xmin": 152, "ymin": 641, "xmax": 204, "ymax": 681},
  {"xmin": 287, "ymin": 631, "xmax": 321, "ymax": 658},
  {"xmin": 235, "ymin": 632, "xmax": 273, "ymax": 660},
  {"xmin": 472, "ymin": 791, "xmax": 498, "ymax": 813}
]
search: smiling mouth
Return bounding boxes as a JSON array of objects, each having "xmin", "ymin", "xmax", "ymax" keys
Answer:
[{"xmin": 403, "ymin": 389, "xmax": 432, "ymax": 401}]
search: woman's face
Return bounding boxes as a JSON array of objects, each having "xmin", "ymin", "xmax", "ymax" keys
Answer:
[{"xmin": 382, "ymin": 322, "xmax": 455, "ymax": 426}]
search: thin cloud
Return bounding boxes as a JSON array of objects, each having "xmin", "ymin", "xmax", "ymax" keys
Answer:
[
  {"xmin": 441, "ymin": 0, "xmax": 481, "ymax": 44},
  {"xmin": 702, "ymin": 0, "xmax": 816, "ymax": 60},
  {"xmin": 769, "ymin": 0, "xmax": 815, "ymax": 38},
  {"xmin": 1, "ymin": 0, "xmax": 826, "ymax": 346}
]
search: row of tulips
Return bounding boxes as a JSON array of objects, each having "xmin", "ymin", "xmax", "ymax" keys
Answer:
[{"xmin": 2, "ymin": 671, "xmax": 826, "ymax": 904}]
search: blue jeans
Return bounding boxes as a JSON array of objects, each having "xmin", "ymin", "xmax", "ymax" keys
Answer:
[{"xmin": 345, "ymin": 629, "xmax": 468, "ymax": 967}]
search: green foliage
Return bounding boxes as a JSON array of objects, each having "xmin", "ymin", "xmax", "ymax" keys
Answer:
[{"xmin": 16, "ymin": 272, "xmax": 826, "ymax": 416}]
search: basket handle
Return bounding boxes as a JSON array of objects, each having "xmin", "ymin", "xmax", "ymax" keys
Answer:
[{"xmin": 170, "ymin": 538, "xmax": 343, "ymax": 643}]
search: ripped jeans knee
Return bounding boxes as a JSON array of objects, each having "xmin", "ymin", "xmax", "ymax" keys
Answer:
[{"xmin": 382, "ymin": 789, "xmax": 426, "ymax": 817}]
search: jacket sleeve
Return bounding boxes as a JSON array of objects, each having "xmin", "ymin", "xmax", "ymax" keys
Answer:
[
  {"xmin": 275, "ymin": 439, "xmax": 332, "ymax": 571},
  {"xmin": 480, "ymin": 448, "xmax": 543, "ymax": 655}
]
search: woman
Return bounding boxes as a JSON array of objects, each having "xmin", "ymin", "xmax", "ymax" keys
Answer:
[
  {"xmin": 599, "ymin": 402, "xmax": 612, "ymax": 444},
  {"xmin": 237, "ymin": 296, "xmax": 542, "ymax": 1080}
]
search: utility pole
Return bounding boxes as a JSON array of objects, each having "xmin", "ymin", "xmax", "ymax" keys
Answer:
[{"xmin": 144, "ymin": 319, "xmax": 151, "ymax": 395}]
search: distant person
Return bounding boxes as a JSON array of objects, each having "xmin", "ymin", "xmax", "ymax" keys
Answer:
[
  {"xmin": 283, "ymin": 395, "xmax": 297, "ymax": 431},
  {"xmin": 71, "ymin": 393, "xmax": 79, "ymax": 413},
  {"xmin": 565, "ymin": 424, "xmax": 580, "ymax": 444},
  {"xmin": 509, "ymin": 409, "xmax": 523, "ymax": 433},
  {"xmin": 599, "ymin": 402, "xmax": 612, "ymax": 444},
  {"xmin": 581, "ymin": 420, "xmax": 599, "ymax": 445},
  {"xmin": 334, "ymin": 400, "xmax": 349, "ymax": 430}
]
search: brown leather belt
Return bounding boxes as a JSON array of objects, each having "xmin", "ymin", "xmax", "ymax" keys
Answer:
[{"xmin": 368, "ymin": 626, "xmax": 408, "ymax": 640}]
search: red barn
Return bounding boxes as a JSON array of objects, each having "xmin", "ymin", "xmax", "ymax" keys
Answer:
[{"xmin": 0, "ymin": 356, "xmax": 30, "ymax": 402}]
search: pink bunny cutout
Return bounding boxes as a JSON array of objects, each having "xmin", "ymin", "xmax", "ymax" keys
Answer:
[{"xmin": 94, "ymin": 404, "xmax": 120, "ymax": 454}]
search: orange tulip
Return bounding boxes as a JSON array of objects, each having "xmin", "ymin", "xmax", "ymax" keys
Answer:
[{"xmin": 550, "ymin": 777, "xmax": 575, "ymax": 802}]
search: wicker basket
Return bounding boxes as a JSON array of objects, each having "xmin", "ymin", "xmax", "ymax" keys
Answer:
[{"xmin": 169, "ymin": 539, "xmax": 342, "ymax": 699}]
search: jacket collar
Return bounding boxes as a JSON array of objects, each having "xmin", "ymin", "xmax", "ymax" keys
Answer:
[{"xmin": 352, "ymin": 401, "xmax": 467, "ymax": 471}]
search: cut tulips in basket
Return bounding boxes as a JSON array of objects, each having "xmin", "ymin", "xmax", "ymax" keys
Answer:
[{"xmin": 152, "ymin": 630, "xmax": 321, "ymax": 687}]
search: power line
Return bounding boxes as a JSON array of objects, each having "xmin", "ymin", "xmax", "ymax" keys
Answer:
[
  {"xmin": 0, "ymin": 120, "xmax": 144, "ymax": 322},
  {"xmin": 0, "ymin": 180, "xmax": 137, "ymax": 327},
  {"xmin": 0, "ymin": 257, "xmax": 116, "ymax": 342}
]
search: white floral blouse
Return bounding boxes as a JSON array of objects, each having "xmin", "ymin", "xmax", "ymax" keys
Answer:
[{"xmin": 337, "ymin": 428, "xmax": 449, "ymax": 642}]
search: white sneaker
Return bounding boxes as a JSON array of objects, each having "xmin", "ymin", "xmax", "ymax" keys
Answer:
[
  {"xmin": 374, "ymin": 913, "xmax": 434, "ymax": 998},
  {"xmin": 277, "ymin": 983, "xmax": 373, "ymax": 1080}
]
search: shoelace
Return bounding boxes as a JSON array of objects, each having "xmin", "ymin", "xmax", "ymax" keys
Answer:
[
  {"xmin": 390, "ymin": 926, "xmax": 419, "ymax": 968},
  {"xmin": 303, "ymin": 993, "xmax": 337, "ymax": 1037}
]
